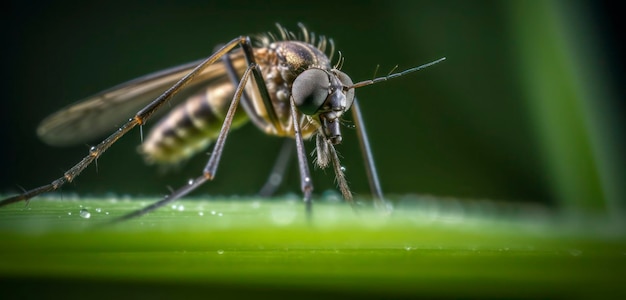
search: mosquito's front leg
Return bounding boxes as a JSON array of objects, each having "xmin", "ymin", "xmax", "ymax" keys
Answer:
[
  {"xmin": 351, "ymin": 98, "xmax": 388, "ymax": 211},
  {"xmin": 290, "ymin": 98, "xmax": 314, "ymax": 215}
]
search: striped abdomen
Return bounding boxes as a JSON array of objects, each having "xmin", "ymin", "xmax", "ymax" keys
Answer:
[{"xmin": 140, "ymin": 81, "xmax": 247, "ymax": 164}]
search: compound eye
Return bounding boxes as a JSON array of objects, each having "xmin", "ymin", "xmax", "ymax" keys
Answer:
[
  {"xmin": 292, "ymin": 69, "xmax": 330, "ymax": 115},
  {"xmin": 334, "ymin": 70, "xmax": 355, "ymax": 110}
]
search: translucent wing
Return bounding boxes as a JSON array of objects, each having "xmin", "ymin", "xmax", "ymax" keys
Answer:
[{"xmin": 37, "ymin": 51, "xmax": 247, "ymax": 146}]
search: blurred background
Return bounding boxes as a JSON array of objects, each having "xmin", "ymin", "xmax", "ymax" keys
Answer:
[{"xmin": 1, "ymin": 0, "xmax": 623, "ymax": 220}]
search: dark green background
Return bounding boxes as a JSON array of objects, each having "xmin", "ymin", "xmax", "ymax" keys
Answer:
[{"xmin": 1, "ymin": 1, "xmax": 623, "ymax": 215}]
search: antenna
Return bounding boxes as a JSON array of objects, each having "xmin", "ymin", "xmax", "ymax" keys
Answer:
[{"xmin": 350, "ymin": 57, "xmax": 446, "ymax": 89}]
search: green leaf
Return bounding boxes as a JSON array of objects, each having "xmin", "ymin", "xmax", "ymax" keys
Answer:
[{"xmin": 1, "ymin": 197, "xmax": 625, "ymax": 299}]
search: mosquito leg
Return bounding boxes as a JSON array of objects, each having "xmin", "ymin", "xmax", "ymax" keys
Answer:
[
  {"xmin": 113, "ymin": 63, "xmax": 256, "ymax": 222},
  {"xmin": 258, "ymin": 139, "xmax": 294, "ymax": 197},
  {"xmin": 289, "ymin": 98, "xmax": 314, "ymax": 215},
  {"xmin": 0, "ymin": 118, "xmax": 140, "ymax": 207},
  {"xmin": 351, "ymin": 98, "xmax": 389, "ymax": 211},
  {"xmin": 220, "ymin": 47, "xmax": 272, "ymax": 131},
  {"xmin": 0, "ymin": 37, "xmax": 248, "ymax": 207},
  {"xmin": 239, "ymin": 37, "xmax": 281, "ymax": 127},
  {"xmin": 223, "ymin": 39, "xmax": 297, "ymax": 198},
  {"xmin": 135, "ymin": 37, "xmax": 246, "ymax": 122}
]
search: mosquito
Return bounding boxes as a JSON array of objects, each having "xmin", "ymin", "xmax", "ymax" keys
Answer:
[{"xmin": 1, "ymin": 23, "xmax": 445, "ymax": 222}]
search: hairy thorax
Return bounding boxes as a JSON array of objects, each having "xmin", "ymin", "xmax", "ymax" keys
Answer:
[{"xmin": 252, "ymin": 41, "xmax": 331, "ymax": 137}]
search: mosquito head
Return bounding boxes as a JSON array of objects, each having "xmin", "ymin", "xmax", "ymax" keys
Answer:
[
  {"xmin": 292, "ymin": 57, "xmax": 446, "ymax": 145},
  {"xmin": 292, "ymin": 68, "xmax": 354, "ymax": 145}
]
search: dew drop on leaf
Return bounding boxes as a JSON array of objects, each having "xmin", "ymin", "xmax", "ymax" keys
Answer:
[{"xmin": 79, "ymin": 208, "xmax": 91, "ymax": 219}]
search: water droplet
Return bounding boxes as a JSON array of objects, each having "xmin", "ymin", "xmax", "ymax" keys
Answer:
[
  {"xmin": 404, "ymin": 246, "xmax": 412, "ymax": 251},
  {"xmin": 188, "ymin": 178, "xmax": 194, "ymax": 185},
  {"xmin": 105, "ymin": 212, "xmax": 110, "ymax": 215},
  {"xmin": 171, "ymin": 204, "xmax": 177, "ymax": 210},
  {"xmin": 198, "ymin": 212, "xmax": 204, "ymax": 216},
  {"xmin": 89, "ymin": 146, "xmax": 99, "ymax": 156},
  {"xmin": 340, "ymin": 166, "xmax": 346, "ymax": 172},
  {"xmin": 217, "ymin": 249, "xmax": 224, "ymax": 255},
  {"xmin": 79, "ymin": 208, "xmax": 91, "ymax": 219},
  {"xmin": 95, "ymin": 208, "xmax": 102, "ymax": 213},
  {"xmin": 217, "ymin": 212, "xmax": 223, "ymax": 217},
  {"xmin": 67, "ymin": 212, "xmax": 72, "ymax": 216},
  {"xmin": 211, "ymin": 211, "xmax": 216, "ymax": 215},
  {"xmin": 177, "ymin": 205, "xmax": 185, "ymax": 212}
]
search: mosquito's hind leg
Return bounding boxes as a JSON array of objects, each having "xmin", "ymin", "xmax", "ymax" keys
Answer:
[
  {"xmin": 112, "ymin": 63, "xmax": 257, "ymax": 222},
  {"xmin": 0, "ymin": 36, "xmax": 248, "ymax": 208}
]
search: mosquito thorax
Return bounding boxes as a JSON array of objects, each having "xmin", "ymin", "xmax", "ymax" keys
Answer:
[{"xmin": 292, "ymin": 68, "xmax": 354, "ymax": 145}]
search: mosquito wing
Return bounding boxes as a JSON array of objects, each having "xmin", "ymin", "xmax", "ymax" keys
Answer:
[{"xmin": 37, "ymin": 51, "xmax": 247, "ymax": 147}]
